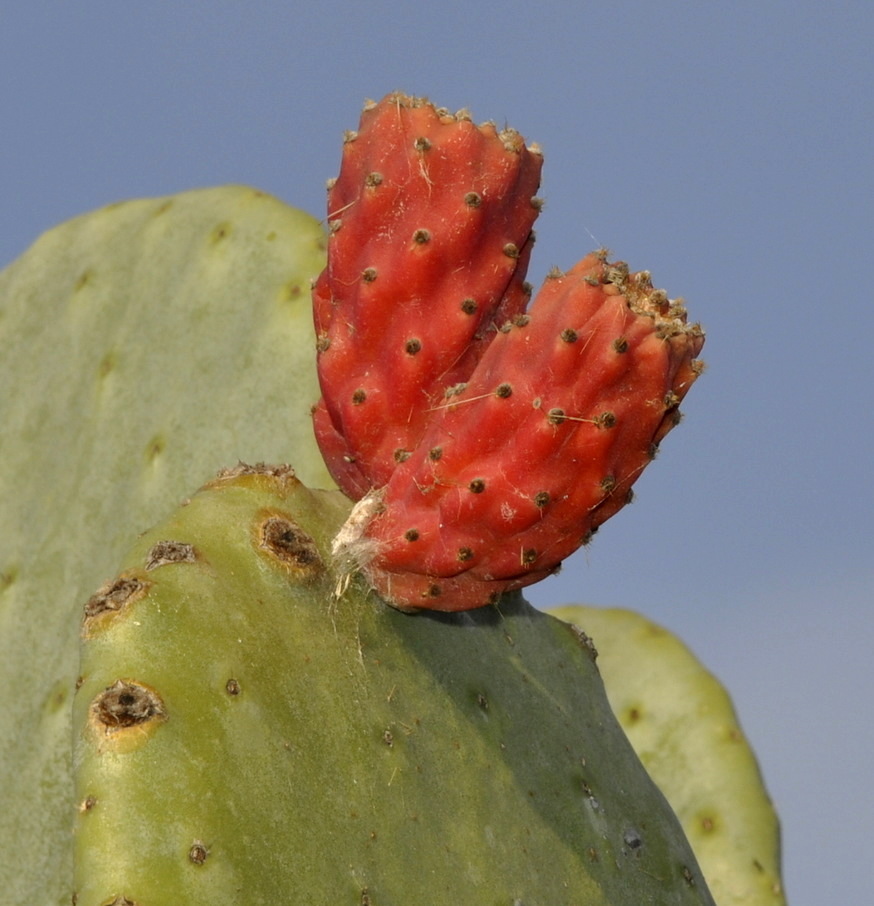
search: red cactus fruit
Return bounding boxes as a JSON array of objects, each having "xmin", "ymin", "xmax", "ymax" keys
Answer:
[
  {"xmin": 313, "ymin": 93, "xmax": 543, "ymax": 499},
  {"xmin": 315, "ymin": 93, "xmax": 705, "ymax": 612}
]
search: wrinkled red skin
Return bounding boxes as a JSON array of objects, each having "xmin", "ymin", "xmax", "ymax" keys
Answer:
[{"xmin": 314, "ymin": 94, "xmax": 704, "ymax": 612}]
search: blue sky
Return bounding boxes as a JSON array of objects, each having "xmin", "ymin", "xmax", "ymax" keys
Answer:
[{"xmin": 3, "ymin": 3, "xmax": 872, "ymax": 901}]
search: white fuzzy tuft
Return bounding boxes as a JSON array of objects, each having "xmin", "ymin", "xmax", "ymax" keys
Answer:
[{"xmin": 331, "ymin": 488, "xmax": 385, "ymax": 597}]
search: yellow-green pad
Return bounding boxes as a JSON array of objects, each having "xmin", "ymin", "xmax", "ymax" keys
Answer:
[
  {"xmin": 74, "ymin": 468, "xmax": 716, "ymax": 905},
  {"xmin": 549, "ymin": 606, "xmax": 785, "ymax": 906},
  {"xmin": 0, "ymin": 187, "xmax": 329, "ymax": 902}
]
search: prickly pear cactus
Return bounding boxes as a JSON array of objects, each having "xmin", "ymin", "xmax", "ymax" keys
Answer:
[
  {"xmin": 1, "ymin": 91, "xmax": 783, "ymax": 904},
  {"xmin": 0, "ymin": 186, "xmax": 329, "ymax": 902},
  {"xmin": 549, "ymin": 606, "xmax": 786, "ymax": 906},
  {"xmin": 74, "ymin": 464, "xmax": 715, "ymax": 905}
]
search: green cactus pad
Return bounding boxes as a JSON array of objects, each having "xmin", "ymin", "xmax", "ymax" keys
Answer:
[
  {"xmin": 548, "ymin": 606, "xmax": 785, "ymax": 906},
  {"xmin": 74, "ymin": 465, "xmax": 716, "ymax": 905},
  {"xmin": 0, "ymin": 187, "xmax": 329, "ymax": 901}
]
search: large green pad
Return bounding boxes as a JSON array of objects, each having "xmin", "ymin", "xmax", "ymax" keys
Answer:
[
  {"xmin": 549, "ymin": 606, "xmax": 785, "ymax": 906},
  {"xmin": 0, "ymin": 187, "xmax": 329, "ymax": 902},
  {"xmin": 74, "ymin": 466, "xmax": 715, "ymax": 905}
]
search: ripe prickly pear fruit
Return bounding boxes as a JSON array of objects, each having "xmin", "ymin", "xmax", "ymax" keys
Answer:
[
  {"xmin": 75, "ymin": 463, "xmax": 716, "ymax": 905},
  {"xmin": 314, "ymin": 94, "xmax": 704, "ymax": 612},
  {"xmin": 0, "ymin": 187, "xmax": 329, "ymax": 902},
  {"xmin": 550, "ymin": 605, "xmax": 786, "ymax": 906},
  {"xmin": 333, "ymin": 253, "xmax": 704, "ymax": 611},
  {"xmin": 313, "ymin": 92, "xmax": 543, "ymax": 499}
]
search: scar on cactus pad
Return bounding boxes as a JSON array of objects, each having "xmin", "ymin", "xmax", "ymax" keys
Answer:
[{"xmin": 314, "ymin": 93, "xmax": 705, "ymax": 611}]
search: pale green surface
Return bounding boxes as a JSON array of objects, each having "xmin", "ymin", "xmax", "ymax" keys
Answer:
[
  {"xmin": 0, "ymin": 187, "xmax": 330, "ymax": 902},
  {"xmin": 75, "ymin": 470, "xmax": 716, "ymax": 905},
  {"xmin": 549, "ymin": 605, "xmax": 786, "ymax": 906}
]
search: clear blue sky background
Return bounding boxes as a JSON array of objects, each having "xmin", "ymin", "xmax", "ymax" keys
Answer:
[{"xmin": 3, "ymin": 3, "xmax": 872, "ymax": 902}]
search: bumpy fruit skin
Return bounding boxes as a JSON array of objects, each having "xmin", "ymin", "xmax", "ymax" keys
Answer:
[
  {"xmin": 74, "ymin": 464, "xmax": 716, "ymax": 905},
  {"xmin": 313, "ymin": 92, "xmax": 543, "ymax": 498},
  {"xmin": 0, "ymin": 187, "xmax": 329, "ymax": 902},
  {"xmin": 550, "ymin": 606, "xmax": 786, "ymax": 906},
  {"xmin": 314, "ymin": 95, "xmax": 704, "ymax": 612}
]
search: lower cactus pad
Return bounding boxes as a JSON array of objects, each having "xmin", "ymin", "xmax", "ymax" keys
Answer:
[{"xmin": 75, "ymin": 465, "xmax": 715, "ymax": 905}]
